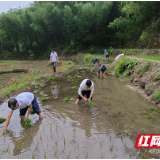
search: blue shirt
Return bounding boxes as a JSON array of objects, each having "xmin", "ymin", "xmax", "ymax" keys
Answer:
[
  {"xmin": 93, "ymin": 58, "xmax": 99, "ymax": 61},
  {"xmin": 100, "ymin": 65, "xmax": 107, "ymax": 71}
]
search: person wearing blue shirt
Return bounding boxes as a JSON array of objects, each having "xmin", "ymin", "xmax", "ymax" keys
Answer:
[
  {"xmin": 93, "ymin": 58, "xmax": 100, "ymax": 64},
  {"xmin": 97, "ymin": 65, "xmax": 107, "ymax": 78}
]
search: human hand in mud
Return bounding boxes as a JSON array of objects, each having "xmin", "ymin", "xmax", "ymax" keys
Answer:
[
  {"xmin": 83, "ymin": 98, "xmax": 88, "ymax": 102},
  {"xmin": 1, "ymin": 129, "xmax": 6, "ymax": 135}
]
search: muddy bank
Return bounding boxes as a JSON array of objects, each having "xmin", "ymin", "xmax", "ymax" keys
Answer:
[{"xmin": 110, "ymin": 56, "xmax": 160, "ymax": 109}]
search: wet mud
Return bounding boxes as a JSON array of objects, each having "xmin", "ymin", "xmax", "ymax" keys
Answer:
[{"xmin": 0, "ymin": 69, "xmax": 159, "ymax": 158}]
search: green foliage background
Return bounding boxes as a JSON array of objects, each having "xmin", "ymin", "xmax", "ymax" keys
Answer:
[{"xmin": 0, "ymin": 1, "xmax": 160, "ymax": 57}]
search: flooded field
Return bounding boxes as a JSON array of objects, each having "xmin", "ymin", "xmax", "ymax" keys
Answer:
[{"xmin": 0, "ymin": 68, "xmax": 159, "ymax": 158}]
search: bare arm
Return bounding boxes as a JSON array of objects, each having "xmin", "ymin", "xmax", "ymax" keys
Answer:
[
  {"xmin": 1, "ymin": 111, "xmax": 13, "ymax": 134},
  {"xmin": 79, "ymin": 94, "xmax": 88, "ymax": 102},
  {"xmin": 26, "ymin": 103, "xmax": 32, "ymax": 120},
  {"xmin": 89, "ymin": 93, "xmax": 93, "ymax": 100},
  {"xmin": 57, "ymin": 56, "xmax": 59, "ymax": 62},
  {"xmin": 50, "ymin": 56, "xmax": 52, "ymax": 62}
]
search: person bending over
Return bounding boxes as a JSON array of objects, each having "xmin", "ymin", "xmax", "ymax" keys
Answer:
[
  {"xmin": 93, "ymin": 58, "xmax": 100, "ymax": 64},
  {"xmin": 76, "ymin": 79, "xmax": 94, "ymax": 104},
  {"xmin": 1, "ymin": 92, "xmax": 44, "ymax": 134},
  {"xmin": 97, "ymin": 65, "xmax": 107, "ymax": 78}
]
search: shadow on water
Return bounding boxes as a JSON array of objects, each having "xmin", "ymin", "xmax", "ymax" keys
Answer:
[{"xmin": 1, "ymin": 68, "xmax": 159, "ymax": 158}]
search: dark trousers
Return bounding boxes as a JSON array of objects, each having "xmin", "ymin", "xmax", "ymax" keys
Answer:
[{"xmin": 78, "ymin": 90, "xmax": 92, "ymax": 101}]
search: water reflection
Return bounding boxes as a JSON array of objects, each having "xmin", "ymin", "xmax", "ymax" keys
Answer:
[
  {"xmin": 51, "ymin": 84, "xmax": 58, "ymax": 98},
  {"xmin": 12, "ymin": 119, "xmax": 43, "ymax": 156}
]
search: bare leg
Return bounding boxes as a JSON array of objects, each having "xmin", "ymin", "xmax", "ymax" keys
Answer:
[
  {"xmin": 20, "ymin": 116, "xmax": 25, "ymax": 121},
  {"xmin": 39, "ymin": 112, "xmax": 44, "ymax": 119},
  {"xmin": 76, "ymin": 99, "xmax": 79, "ymax": 104},
  {"xmin": 100, "ymin": 72, "xmax": 102, "ymax": 78}
]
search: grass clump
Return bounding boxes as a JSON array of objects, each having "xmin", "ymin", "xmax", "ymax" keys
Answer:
[
  {"xmin": 30, "ymin": 109, "xmax": 35, "ymax": 114},
  {"xmin": 68, "ymin": 75, "xmax": 71, "ymax": 79},
  {"xmin": 74, "ymin": 74, "xmax": 78, "ymax": 78},
  {"xmin": 114, "ymin": 57, "xmax": 138, "ymax": 77},
  {"xmin": 63, "ymin": 98, "xmax": 70, "ymax": 102},
  {"xmin": 25, "ymin": 119, "xmax": 32, "ymax": 128},
  {"xmin": 36, "ymin": 83, "xmax": 42, "ymax": 87},
  {"xmin": 71, "ymin": 79, "xmax": 75, "ymax": 82},
  {"xmin": 73, "ymin": 86, "xmax": 77, "ymax": 90},
  {"xmin": 84, "ymin": 54, "xmax": 95, "ymax": 63},
  {"xmin": 153, "ymin": 90, "xmax": 160, "ymax": 100},
  {"xmin": 0, "ymin": 117, "xmax": 6, "ymax": 123},
  {"xmin": 41, "ymin": 97, "xmax": 47, "ymax": 102},
  {"xmin": 136, "ymin": 61, "xmax": 151, "ymax": 74},
  {"xmin": 51, "ymin": 86, "xmax": 55, "ymax": 89},
  {"xmin": 49, "ymin": 77, "xmax": 56, "ymax": 81},
  {"xmin": 89, "ymin": 100, "xmax": 94, "ymax": 107}
]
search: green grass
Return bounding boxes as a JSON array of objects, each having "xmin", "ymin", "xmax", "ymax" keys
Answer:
[
  {"xmin": 41, "ymin": 97, "xmax": 47, "ymax": 102},
  {"xmin": 135, "ymin": 55, "xmax": 160, "ymax": 61},
  {"xmin": 25, "ymin": 119, "xmax": 32, "ymax": 128},
  {"xmin": 0, "ymin": 61, "xmax": 14, "ymax": 65},
  {"xmin": 0, "ymin": 117, "xmax": 6, "ymax": 123},
  {"xmin": 51, "ymin": 86, "xmax": 55, "ymax": 89},
  {"xmin": 63, "ymin": 98, "xmax": 70, "ymax": 102}
]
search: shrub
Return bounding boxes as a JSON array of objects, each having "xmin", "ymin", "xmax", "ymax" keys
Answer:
[
  {"xmin": 63, "ymin": 98, "xmax": 70, "ymax": 102},
  {"xmin": 25, "ymin": 119, "xmax": 32, "ymax": 128}
]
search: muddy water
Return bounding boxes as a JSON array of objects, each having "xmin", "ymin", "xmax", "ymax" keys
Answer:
[{"xmin": 0, "ymin": 69, "xmax": 159, "ymax": 158}]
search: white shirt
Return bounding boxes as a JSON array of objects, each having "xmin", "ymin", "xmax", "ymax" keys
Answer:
[
  {"xmin": 78, "ymin": 79, "xmax": 94, "ymax": 95},
  {"xmin": 50, "ymin": 52, "xmax": 57, "ymax": 62},
  {"xmin": 9, "ymin": 92, "xmax": 34, "ymax": 112},
  {"xmin": 115, "ymin": 54, "xmax": 124, "ymax": 60}
]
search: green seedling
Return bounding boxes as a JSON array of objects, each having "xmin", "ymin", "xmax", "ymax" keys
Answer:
[
  {"xmin": 36, "ymin": 83, "xmax": 42, "ymax": 87},
  {"xmin": 30, "ymin": 109, "xmax": 35, "ymax": 114},
  {"xmin": 0, "ymin": 117, "xmax": 6, "ymax": 123},
  {"xmin": 25, "ymin": 119, "xmax": 32, "ymax": 128},
  {"xmin": 44, "ymin": 151, "xmax": 46, "ymax": 158},
  {"xmin": 51, "ymin": 86, "xmax": 55, "ymax": 89},
  {"xmin": 73, "ymin": 86, "xmax": 77, "ymax": 90},
  {"xmin": 67, "ymin": 75, "xmax": 71, "ymax": 79},
  {"xmin": 49, "ymin": 77, "xmax": 56, "ymax": 81},
  {"xmin": 32, "ymin": 152, "xmax": 35, "ymax": 159},
  {"xmin": 41, "ymin": 97, "xmax": 47, "ymax": 102},
  {"xmin": 71, "ymin": 79, "xmax": 75, "ymax": 82},
  {"xmin": 63, "ymin": 98, "xmax": 70, "ymax": 102},
  {"xmin": 74, "ymin": 74, "xmax": 78, "ymax": 78},
  {"xmin": 89, "ymin": 100, "xmax": 94, "ymax": 107}
]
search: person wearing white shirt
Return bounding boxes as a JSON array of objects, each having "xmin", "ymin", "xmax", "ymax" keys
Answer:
[
  {"xmin": 115, "ymin": 53, "xmax": 125, "ymax": 60},
  {"xmin": 1, "ymin": 92, "xmax": 44, "ymax": 134},
  {"xmin": 76, "ymin": 79, "xmax": 94, "ymax": 104},
  {"xmin": 50, "ymin": 48, "xmax": 59, "ymax": 73}
]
